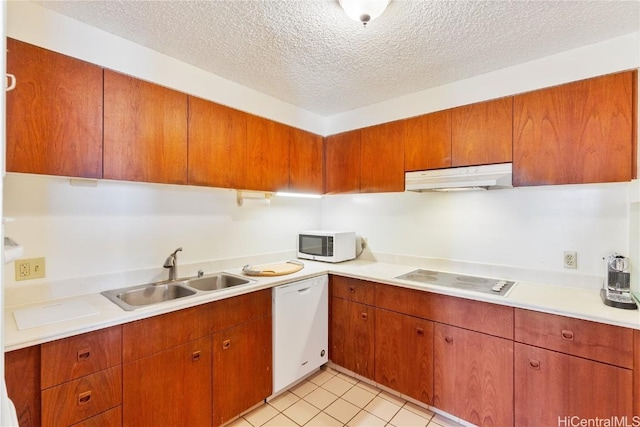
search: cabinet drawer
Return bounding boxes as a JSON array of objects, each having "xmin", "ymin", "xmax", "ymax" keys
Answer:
[
  {"xmin": 42, "ymin": 366, "xmax": 122, "ymax": 427},
  {"xmin": 514, "ymin": 309, "xmax": 633, "ymax": 368},
  {"xmin": 331, "ymin": 276, "xmax": 375, "ymax": 305},
  {"xmin": 70, "ymin": 406, "xmax": 122, "ymax": 427},
  {"xmin": 376, "ymin": 283, "xmax": 513, "ymax": 339},
  {"xmin": 42, "ymin": 326, "xmax": 122, "ymax": 388}
]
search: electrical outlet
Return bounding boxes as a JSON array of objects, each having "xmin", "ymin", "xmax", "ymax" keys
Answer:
[
  {"xmin": 15, "ymin": 257, "xmax": 46, "ymax": 281},
  {"xmin": 563, "ymin": 251, "xmax": 577, "ymax": 269}
]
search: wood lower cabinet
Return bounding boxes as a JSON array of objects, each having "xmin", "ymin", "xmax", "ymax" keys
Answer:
[
  {"xmin": 433, "ymin": 324, "xmax": 514, "ymax": 427},
  {"xmin": 42, "ymin": 366, "xmax": 122, "ymax": 427},
  {"xmin": 324, "ymin": 130, "xmax": 361, "ymax": 194},
  {"xmin": 104, "ymin": 69, "xmax": 188, "ymax": 185},
  {"xmin": 513, "ymin": 71, "xmax": 636, "ymax": 186},
  {"xmin": 330, "ymin": 296, "xmax": 375, "ymax": 379},
  {"xmin": 515, "ymin": 343, "xmax": 634, "ymax": 426},
  {"xmin": 6, "ymin": 38, "xmax": 103, "ymax": 178},
  {"xmin": 374, "ymin": 309, "xmax": 433, "ymax": 404},
  {"xmin": 212, "ymin": 315, "xmax": 272, "ymax": 427},
  {"xmin": 5, "ymin": 345, "xmax": 41, "ymax": 427},
  {"xmin": 123, "ymin": 337, "xmax": 212, "ymax": 427},
  {"xmin": 187, "ymin": 96, "xmax": 247, "ymax": 188}
]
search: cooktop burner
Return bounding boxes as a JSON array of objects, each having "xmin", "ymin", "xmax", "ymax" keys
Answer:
[{"xmin": 395, "ymin": 269, "xmax": 517, "ymax": 296}]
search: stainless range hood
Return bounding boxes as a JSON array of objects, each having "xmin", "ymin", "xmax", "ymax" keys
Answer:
[{"xmin": 405, "ymin": 163, "xmax": 513, "ymax": 192}]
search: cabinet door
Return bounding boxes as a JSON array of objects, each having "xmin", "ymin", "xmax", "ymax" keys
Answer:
[
  {"xmin": 433, "ymin": 324, "xmax": 513, "ymax": 427},
  {"xmin": 5, "ymin": 345, "xmax": 41, "ymax": 427},
  {"xmin": 104, "ymin": 70, "xmax": 188, "ymax": 185},
  {"xmin": 513, "ymin": 71, "xmax": 635, "ymax": 186},
  {"xmin": 404, "ymin": 110, "xmax": 452, "ymax": 171},
  {"xmin": 635, "ymin": 329, "xmax": 640, "ymax": 417},
  {"xmin": 330, "ymin": 297, "xmax": 375, "ymax": 379},
  {"xmin": 244, "ymin": 115, "xmax": 290, "ymax": 191},
  {"xmin": 375, "ymin": 309, "xmax": 433, "ymax": 405},
  {"xmin": 289, "ymin": 127, "xmax": 324, "ymax": 194},
  {"xmin": 515, "ymin": 343, "xmax": 633, "ymax": 426},
  {"xmin": 212, "ymin": 315, "xmax": 272, "ymax": 427},
  {"xmin": 123, "ymin": 337, "xmax": 211, "ymax": 427},
  {"xmin": 451, "ymin": 97, "xmax": 513, "ymax": 167},
  {"xmin": 6, "ymin": 38, "xmax": 103, "ymax": 178},
  {"xmin": 324, "ymin": 130, "xmax": 361, "ymax": 194},
  {"xmin": 188, "ymin": 96, "xmax": 247, "ymax": 188},
  {"xmin": 361, "ymin": 121, "xmax": 406, "ymax": 192}
]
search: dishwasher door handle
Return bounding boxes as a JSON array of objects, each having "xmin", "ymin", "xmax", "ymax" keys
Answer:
[{"xmin": 297, "ymin": 287, "xmax": 312, "ymax": 294}]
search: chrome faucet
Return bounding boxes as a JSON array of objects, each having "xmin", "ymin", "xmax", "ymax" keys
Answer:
[{"xmin": 163, "ymin": 247, "xmax": 183, "ymax": 281}]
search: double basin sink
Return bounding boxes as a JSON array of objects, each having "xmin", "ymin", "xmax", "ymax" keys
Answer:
[{"xmin": 101, "ymin": 273, "xmax": 255, "ymax": 311}]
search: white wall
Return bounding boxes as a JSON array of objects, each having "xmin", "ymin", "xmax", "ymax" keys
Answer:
[
  {"xmin": 321, "ymin": 183, "xmax": 632, "ymax": 286},
  {"xmin": 3, "ymin": 174, "xmax": 321, "ymax": 286}
]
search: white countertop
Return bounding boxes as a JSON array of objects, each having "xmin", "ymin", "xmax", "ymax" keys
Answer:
[{"xmin": 4, "ymin": 258, "xmax": 640, "ymax": 352}]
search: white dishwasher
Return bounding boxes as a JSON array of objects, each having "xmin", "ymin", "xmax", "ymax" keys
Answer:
[{"xmin": 272, "ymin": 274, "xmax": 328, "ymax": 395}]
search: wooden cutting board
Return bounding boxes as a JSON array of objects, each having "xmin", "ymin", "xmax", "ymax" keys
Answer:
[{"xmin": 242, "ymin": 260, "xmax": 304, "ymax": 276}]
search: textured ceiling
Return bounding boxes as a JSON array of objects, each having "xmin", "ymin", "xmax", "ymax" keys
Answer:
[{"xmin": 33, "ymin": 0, "xmax": 640, "ymax": 116}]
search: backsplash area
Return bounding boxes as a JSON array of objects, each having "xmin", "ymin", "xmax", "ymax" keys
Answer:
[
  {"xmin": 321, "ymin": 182, "xmax": 634, "ymax": 288},
  {"xmin": 3, "ymin": 173, "xmax": 635, "ymax": 291},
  {"xmin": 3, "ymin": 173, "xmax": 321, "ymax": 287}
]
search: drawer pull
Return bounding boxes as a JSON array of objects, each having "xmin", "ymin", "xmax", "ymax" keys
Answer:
[
  {"xmin": 444, "ymin": 336, "xmax": 453, "ymax": 344},
  {"xmin": 222, "ymin": 340, "xmax": 231, "ymax": 350},
  {"xmin": 561, "ymin": 330, "xmax": 574, "ymax": 341},
  {"xmin": 361, "ymin": 313, "xmax": 368, "ymax": 320},
  {"xmin": 529, "ymin": 359, "xmax": 541, "ymax": 370},
  {"xmin": 192, "ymin": 351, "xmax": 201, "ymax": 362},
  {"xmin": 416, "ymin": 327, "xmax": 424, "ymax": 336},
  {"xmin": 77, "ymin": 391, "xmax": 92, "ymax": 406},
  {"xmin": 349, "ymin": 286, "xmax": 356, "ymax": 293},
  {"xmin": 77, "ymin": 348, "xmax": 91, "ymax": 362}
]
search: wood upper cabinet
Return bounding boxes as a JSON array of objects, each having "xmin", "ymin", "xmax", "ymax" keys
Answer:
[
  {"xmin": 433, "ymin": 324, "xmax": 514, "ymax": 427},
  {"xmin": 188, "ymin": 97, "xmax": 247, "ymax": 188},
  {"xmin": 515, "ymin": 343, "xmax": 633, "ymax": 426},
  {"xmin": 244, "ymin": 115, "xmax": 290, "ymax": 191},
  {"xmin": 289, "ymin": 127, "xmax": 324, "ymax": 194},
  {"xmin": 6, "ymin": 38, "xmax": 103, "ymax": 178},
  {"xmin": 404, "ymin": 110, "xmax": 452, "ymax": 171},
  {"xmin": 212, "ymin": 315, "xmax": 272, "ymax": 427},
  {"xmin": 330, "ymin": 296, "xmax": 375, "ymax": 379},
  {"xmin": 104, "ymin": 69, "xmax": 188, "ymax": 185},
  {"xmin": 360, "ymin": 121, "xmax": 406, "ymax": 192},
  {"xmin": 451, "ymin": 97, "xmax": 513, "ymax": 167},
  {"xmin": 375, "ymin": 309, "xmax": 434, "ymax": 405},
  {"xmin": 513, "ymin": 71, "xmax": 636, "ymax": 186},
  {"xmin": 5, "ymin": 345, "xmax": 41, "ymax": 427},
  {"xmin": 123, "ymin": 337, "xmax": 211, "ymax": 427},
  {"xmin": 324, "ymin": 130, "xmax": 361, "ymax": 194}
]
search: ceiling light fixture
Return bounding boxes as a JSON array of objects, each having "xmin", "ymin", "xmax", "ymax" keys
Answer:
[{"xmin": 339, "ymin": 0, "xmax": 390, "ymax": 27}]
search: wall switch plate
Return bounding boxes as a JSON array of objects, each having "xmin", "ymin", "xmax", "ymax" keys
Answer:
[
  {"xmin": 563, "ymin": 251, "xmax": 577, "ymax": 269},
  {"xmin": 15, "ymin": 257, "xmax": 46, "ymax": 281}
]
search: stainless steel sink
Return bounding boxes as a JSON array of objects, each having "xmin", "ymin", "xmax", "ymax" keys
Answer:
[
  {"xmin": 101, "ymin": 273, "xmax": 255, "ymax": 311},
  {"xmin": 180, "ymin": 273, "xmax": 253, "ymax": 292},
  {"xmin": 102, "ymin": 283, "xmax": 197, "ymax": 311}
]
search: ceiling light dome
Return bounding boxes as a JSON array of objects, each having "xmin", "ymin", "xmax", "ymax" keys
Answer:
[{"xmin": 339, "ymin": 0, "xmax": 390, "ymax": 26}]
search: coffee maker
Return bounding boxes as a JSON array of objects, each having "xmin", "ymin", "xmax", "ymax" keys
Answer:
[{"xmin": 600, "ymin": 253, "xmax": 637, "ymax": 310}]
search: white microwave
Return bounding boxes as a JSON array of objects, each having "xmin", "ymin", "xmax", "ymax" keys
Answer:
[{"xmin": 297, "ymin": 231, "xmax": 356, "ymax": 263}]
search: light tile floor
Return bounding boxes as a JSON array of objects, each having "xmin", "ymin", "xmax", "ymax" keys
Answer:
[{"xmin": 227, "ymin": 366, "xmax": 466, "ymax": 427}]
